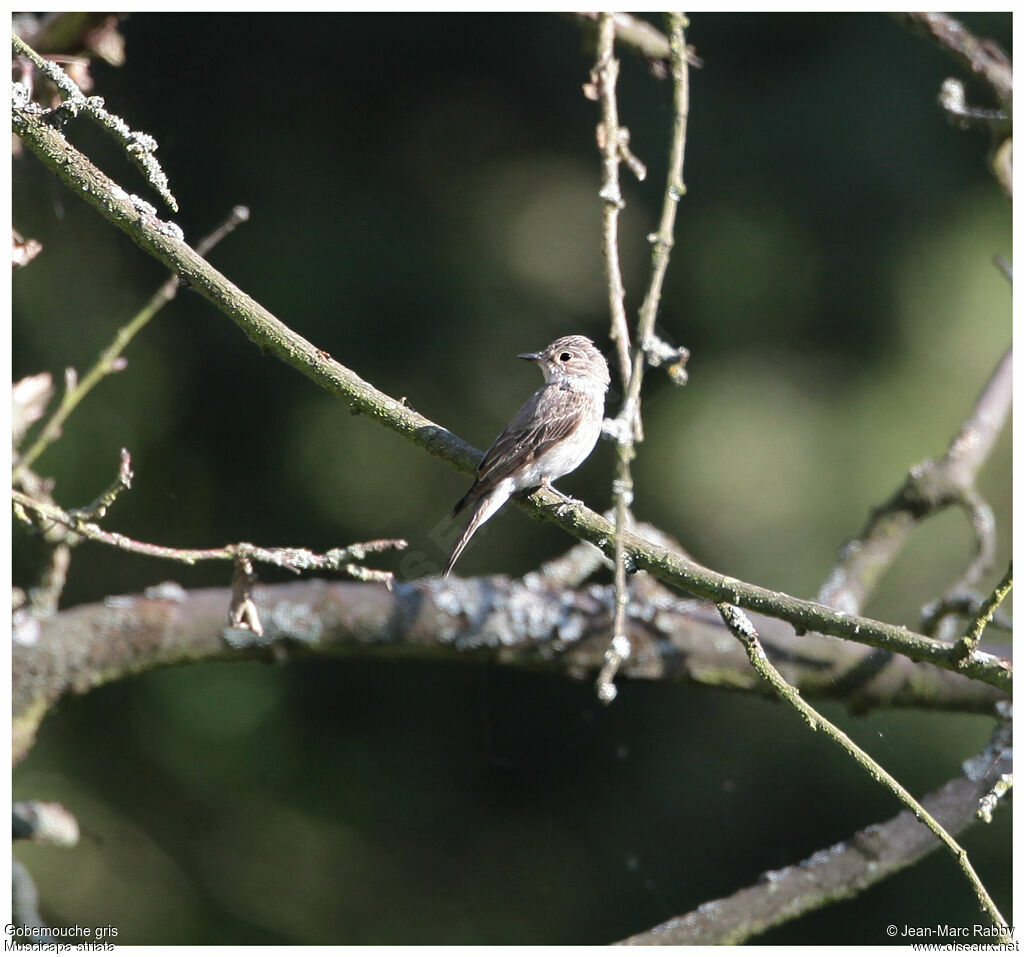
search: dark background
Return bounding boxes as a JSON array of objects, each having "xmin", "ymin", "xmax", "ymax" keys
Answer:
[{"xmin": 13, "ymin": 13, "xmax": 1012, "ymax": 945}]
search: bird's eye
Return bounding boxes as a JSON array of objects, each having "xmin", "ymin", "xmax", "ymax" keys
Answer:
[{"xmin": 559, "ymin": 352, "xmax": 573, "ymax": 362}]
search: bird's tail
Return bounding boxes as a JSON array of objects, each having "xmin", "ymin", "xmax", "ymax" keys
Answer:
[{"xmin": 442, "ymin": 484, "xmax": 509, "ymax": 577}]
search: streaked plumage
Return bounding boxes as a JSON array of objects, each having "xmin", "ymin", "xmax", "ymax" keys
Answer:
[{"xmin": 443, "ymin": 335, "xmax": 609, "ymax": 577}]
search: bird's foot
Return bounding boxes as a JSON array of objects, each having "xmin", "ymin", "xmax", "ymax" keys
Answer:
[{"xmin": 543, "ymin": 484, "xmax": 583, "ymax": 513}]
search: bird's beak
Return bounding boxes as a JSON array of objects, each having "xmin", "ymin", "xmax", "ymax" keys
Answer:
[{"xmin": 517, "ymin": 351, "xmax": 541, "ymax": 362}]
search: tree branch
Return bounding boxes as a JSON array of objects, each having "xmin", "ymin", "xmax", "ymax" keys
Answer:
[
  {"xmin": 714, "ymin": 603, "xmax": 1007, "ymax": 936},
  {"xmin": 12, "ymin": 31, "xmax": 178, "ymax": 211},
  {"xmin": 591, "ymin": 13, "xmax": 692, "ymax": 703},
  {"xmin": 12, "ymin": 205, "xmax": 250, "ymax": 484},
  {"xmin": 592, "ymin": 11, "xmax": 638, "ymax": 702},
  {"xmin": 893, "ymin": 14, "xmax": 1012, "ymax": 199},
  {"xmin": 572, "ymin": 12, "xmax": 671, "ymax": 67},
  {"xmin": 894, "ymin": 13, "xmax": 1012, "ymax": 109},
  {"xmin": 619, "ymin": 717, "xmax": 1012, "ymax": 944},
  {"xmin": 13, "ymin": 576, "xmax": 1008, "ymax": 764},
  {"xmin": 953, "ymin": 560, "xmax": 1013, "ymax": 663},
  {"xmin": 11, "ymin": 96, "xmax": 1012, "ymax": 695},
  {"xmin": 13, "ymin": 487, "xmax": 406, "ymax": 580},
  {"xmin": 817, "ymin": 345, "xmax": 1012, "ymax": 623}
]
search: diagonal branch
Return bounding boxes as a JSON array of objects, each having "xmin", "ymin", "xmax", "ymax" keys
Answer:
[
  {"xmin": 12, "ymin": 206, "xmax": 250, "ymax": 484},
  {"xmin": 894, "ymin": 13, "xmax": 1012, "ymax": 109},
  {"xmin": 953, "ymin": 560, "xmax": 1013, "ymax": 663},
  {"xmin": 12, "ymin": 31, "xmax": 178, "ymax": 211},
  {"xmin": 712, "ymin": 603, "xmax": 1007, "ymax": 936},
  {"xmin": 619, "ymin": 717, "xmax": 1012, "ymax": 944},
  {"xmin": 817, "ymin": 344, "xmax": 1012, "ymax": 620},
  {"xmin": 12, "ymin": 101, "xmax": 481, "ymax": 471}
]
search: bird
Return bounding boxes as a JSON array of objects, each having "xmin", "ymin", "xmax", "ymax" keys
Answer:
[{"xmin": 443, "ymin": 334, "xmax": 610, "ymax": 577}]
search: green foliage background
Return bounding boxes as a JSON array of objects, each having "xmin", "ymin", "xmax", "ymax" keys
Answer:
[{"xmin": 13, "ymin": 13, "xmax": 1011, "ymax": 945}]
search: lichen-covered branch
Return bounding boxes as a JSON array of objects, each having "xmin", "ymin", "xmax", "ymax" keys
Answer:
[
  {"xmin": 12, "ymin": 31, "xmax": 178, "ymax": 211},
  {"xmin": 953, "ymin": 561, "xmax": 1013, "ymax": 663},
  {"xmin": 13, "ymin": 576, "xmax": 1008, "ymax": 765},
  {"xmin": 12, "ymin": 101, "xmax": 483, "ymax": 472}
]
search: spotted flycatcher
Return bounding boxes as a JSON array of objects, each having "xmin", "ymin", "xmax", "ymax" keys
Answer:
[{"xmin": 443, "ymin": 334, "xmax": 610, "ymax": 577}]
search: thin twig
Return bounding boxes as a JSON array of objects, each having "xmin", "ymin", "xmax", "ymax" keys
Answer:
[
  {"xmin": 976, "ymin": 772, "xmax": 1013, "ymax": 824},
  {"xmin": 13, "ymin": 488, "xmax": 406, "ymax": 580},
  {"xmin": 572, "ymin": 12, "xmax": 671, "ymax": 65},
  {"xmin": 12, "ymin": 206, "xmax": 250, "ymax": 484},
  {"xmin": 229, "ymin": 556, "xmax": 263, "ymax": 635},
  {"xmin": 938, "ymin": 78, "xmax": 1010, "ymax": 131},
  {"xmin": 74, "ymin": 446, "xmax": 133, "ymax": 520},
  {"xmin": 921, "ymin": 589, "xmax": 1013, "ymax": 637},
  {"xmin": 632, "ymin": 12, "xmax": 691, "ymax": 386},
  {"xmin": 893, "ymin": 15, "xmax": 1012, "ymax": 200},
  {"xmin": 594, "ymin": 12, "xmax": 691, "ymax": 702},
  {"xmin": 592, "ymin": 13, "xmax": 634, "ymax": 703},
  {"xmin": 570, "ymin": 12, "xmax": 704, "ymax": 77},
  {"xmin": 894, "ymin": 13, "xmax": 1012, "ymax": 109},
  {"xmin": 716, "ymin": 602, "xmax": 1009, "ymax": 938},
  {"xmin": 952, "ymin": 561, "xmax": 1012, "ymax": 664},
  {"xmin": 591, "ymin": 13, "xmax": 633, "ymax": 395}
]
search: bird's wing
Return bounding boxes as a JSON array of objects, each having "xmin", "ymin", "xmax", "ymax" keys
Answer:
[{"xmin": 475, "ymin": 385, "xmax": 592, "ymax": 488}]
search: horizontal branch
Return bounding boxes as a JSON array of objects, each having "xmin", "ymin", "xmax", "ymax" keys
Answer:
[
  {"xmin": 12, "ymin": 576, "xmax": 1008, "ymax": 764},
  {"xmin": 11, "ymin": 98, "xmax": 1012, "ymax": 695},
  {"xmin": 13, "ymin": 487, "xmax": 406, "ymax": 577}
]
